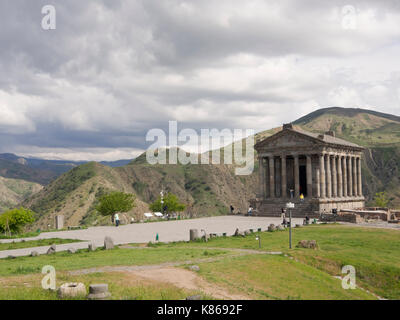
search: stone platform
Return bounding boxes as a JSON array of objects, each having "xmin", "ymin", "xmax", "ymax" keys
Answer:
[{"xmin": 252, "ymin": 197, "xmax": 365, "ymax": 218}]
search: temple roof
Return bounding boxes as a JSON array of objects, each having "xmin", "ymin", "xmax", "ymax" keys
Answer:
[{"xmin": 255, "ymin": 124, "xmax": 364, "ymax": 151}]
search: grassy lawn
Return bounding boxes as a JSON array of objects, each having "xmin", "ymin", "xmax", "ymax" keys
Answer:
[
  {"xmin": 0, "ymin": 272, "xmax": 210, "ymax": 300},
  {"xmin": 0, "ymin": 238, "xmax": 82, "ymax": 251},
  {"xmin": 196, "ymin": 254, "xmax": 375, "ymax": 300},
  {"xmin": 0, "ymin": 247, "xmax": 229, "ymax": 276},
  {"xmin": 0, "ymin": 224, "xmax": 398, "ymax": 300},
  {"xmin": 152, "ymin": 224, "xmax": 400, "ymax": 299}
]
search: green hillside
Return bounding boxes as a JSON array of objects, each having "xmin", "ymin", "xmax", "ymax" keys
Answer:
[{"xmin": 0, "ymin": 176, "xmax": 42, "ymax": 212}]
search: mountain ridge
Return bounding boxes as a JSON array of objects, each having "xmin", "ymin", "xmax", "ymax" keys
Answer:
[{"xmin": 14, "ymin": 107, "xmax": 400, "ymax": 229}]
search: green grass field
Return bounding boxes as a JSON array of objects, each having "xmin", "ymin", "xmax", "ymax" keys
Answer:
[
  {"xmin": 0, "ymin": 238, "xmax": 82, "ymax": 251},
  {"xmin": 0, "ymin": 224, "xmax": 399, "ymax": 300},
  {"xmin": 0, "ymin": 247, "xmax": 229, "ymax": 276},
  {"xmin": 150, "ymin": 224, "xmax": 400, "ymax": 299}
]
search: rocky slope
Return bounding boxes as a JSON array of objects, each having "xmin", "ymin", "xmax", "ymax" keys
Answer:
[{"xmin": 0, "ymin": 176, "xmax": 42, "ymax": 212}]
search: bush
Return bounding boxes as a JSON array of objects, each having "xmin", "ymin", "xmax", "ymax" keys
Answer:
[
  {"xmin": 0, "ymin": 207, "xmax": 35, "ymax": 235},
  {"xmin": 96, "ymin": 191, "xmax": 136, "ymax": 216}
]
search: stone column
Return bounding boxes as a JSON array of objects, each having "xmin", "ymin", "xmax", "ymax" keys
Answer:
[
  {"xmin": 306, "ymin": 155, "xmax": 312, "ymax": 197},
  {"xmin": 326, "ymin": 154, "xmax": 332, "ymax": 198},
  {"xmin": 319, "ymin": 154, "xmax": 326, "ymax": 198},
  {"xmin": 259, "ymin": 157, "xmax": 264, "ymax": 198},
  {"xmin": 352, "ymin": 156, "xmax": 357, "ymax": 197},
  {"xmin": 337, "ymin": 155, "xmax": 343, "ymax": 198},
  {"xmin": 281, "ymin": 155, "xmax": 287, "ymax": 198},
  {"xmin": 332, "ymin": 154, "xmax": 337, "ymax": 198},
  {"xmin": 357, "ymin": 157, "xmax": 362, "ymax": 196},
  {"xmin": 343, "ymin": 155, "xmax": 347, "ymax": 197},
  {"xmin": 294, "ymin": 155, "xmax": 300, "ymax": 197},
  {"xmin": 269, "ymin": 156, "xmax": 275, "ymax": 198},
  {"xmin": 315, "ymin": 167, "xmax": 320, "ymax": 198},
  {"xmin": 348, "ymin": 156, "xmax": 353, "ymax": 197}
]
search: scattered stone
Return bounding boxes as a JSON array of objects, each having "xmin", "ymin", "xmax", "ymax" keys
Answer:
[
  {"xmin": 296, "ymin": 240, "xmax": 318, "ymax": 249},
  {"xmin": 87, "ymin": 284, "xmax": 111, "ymax": 300},
  {"xmin": 46, "ymin": 244, "xmax": 56, "ymax": 255},
  {"xmin": 58, "ymin": 283, "xmax": 86, "ymax": 298},
  {"xmin": 257, "ymin": 228, "xmax": 262, "ymax": 232},
  {"xmin": 189, "ymin": 265, "xmax": 200, "ymax": 272},
  {"xmin": 104, "ymin": 237, "xmax": 114, "ymax": 250},
  {"xmin": 68, "ymin": 248, "xmax": 76, "ymax": 254},
  {"xmin": 268, "ymin": 224, "xmax": 276, "ymax": 232},
  {"xmin": 234, "ymin": 228, "xmax": 240, "ymax": 236},
  {"xmin": 295, "ymin": 224, "xmax": 301, "ymax": 228},
  {"xmin": 244, "ymin": 230, "xmax": 251, "ymax": 236},
  {"xmin": 277, "ymin": 225, "xmax": 285, "ymax": 231},
  {"xmin": 30, "ymin": 251, "xmax": 39, "ymax": 257},
  {"xmin": 7, "ymin": 255, "xmax": 16, "ymax": 259},
  {"xmin": 88, "ymin": 242, "xmax": 96, "ymax": 251},
  {"xmin": 186, "ymin": 295, "xmax": 202, "ymax": 300}
]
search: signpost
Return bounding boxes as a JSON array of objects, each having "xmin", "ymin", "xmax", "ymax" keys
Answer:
[{"xmin": 286, "ymin": 202, "xmax": 295, "ymax": 249}]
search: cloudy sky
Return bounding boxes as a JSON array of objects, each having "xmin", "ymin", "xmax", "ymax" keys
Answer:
[{"xmin": 0, "ymin": 0, "xmax": 400, "ymax": 160}]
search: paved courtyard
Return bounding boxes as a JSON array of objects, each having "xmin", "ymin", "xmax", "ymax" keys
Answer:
[{"xmin": 0, "ymin": 216, "xmax": 303, "ymax": 258}]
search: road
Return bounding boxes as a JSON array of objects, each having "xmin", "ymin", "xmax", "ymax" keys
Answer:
[{"xmin": 0, "ymin": 215, "xmax": 302, "ymax": 258}]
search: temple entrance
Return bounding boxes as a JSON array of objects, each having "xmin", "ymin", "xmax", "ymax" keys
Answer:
[{"xmin": 299, "ymin": 165, "xmax": 307, "ymax": 197}]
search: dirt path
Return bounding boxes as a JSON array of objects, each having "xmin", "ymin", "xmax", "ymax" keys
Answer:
[
  {"xmin": 123, "ymin": 267, "xmax": 250, "ymax": 300},
  {"xmin": 68, "ymin": 247, "xmax": 279, "ymax": 276},
  {"xmin": 68, "ymin": 247, "xmax": 275, "ymax": 300}
]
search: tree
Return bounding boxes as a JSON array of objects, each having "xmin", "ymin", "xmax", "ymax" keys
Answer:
[
  {"xmin": 374, "ymin": 191, "xmax": 389, "ymax": 208},
  {"xmin": 0, "ymin": 207, "xmax": 35, "ymax": 235},
  {"xmin": 96, "ymin": 191, "xmax": 136, "ymax": 216},
  {"xmin": 150, "ymin": 192, "xmax": 185, "ymax": 214}
]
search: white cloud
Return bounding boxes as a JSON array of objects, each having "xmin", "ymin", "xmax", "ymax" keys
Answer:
[{"xmin": 0, "ymin": 0, "xmax": 400, "ymax": 160}]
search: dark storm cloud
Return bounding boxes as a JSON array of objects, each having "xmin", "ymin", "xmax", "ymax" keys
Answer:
[{"xmin": 0, "ymin": 0, "xmax": 399, "ymax": 160}]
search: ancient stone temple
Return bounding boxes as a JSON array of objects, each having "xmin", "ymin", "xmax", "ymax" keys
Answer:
[{"xmin": 251, "ymin": 124, "xmax": 365, "ymax": 217}]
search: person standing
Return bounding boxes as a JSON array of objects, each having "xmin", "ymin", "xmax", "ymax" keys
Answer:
[
  {"xmin": 115, "ymin": 213, "xmax": 120, "ymax": 227},
  {"xmin": 230, "ymin": 205, "xmax": 234, "ymax": 214},
  {"xmin": 248, "ymin": 206, "xmax": 253, "ymax": 216}
]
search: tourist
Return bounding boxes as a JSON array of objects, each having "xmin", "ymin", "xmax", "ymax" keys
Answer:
[
  {"xmin": 306, "ymin": 215, "xmax": 310, "ymax": 225},
  {"xmin": 230, "ymin": 205, "xmax": 234, "ymax": 214},
  {"xmin": 282, "ymin": 216, "xmax": 287, "ymax": 226},
  {"xmin": 248, "ymin": 206, "xmax": 253, "ymax": 216},
  {"xmin": 300, "ymin": 193, "xmax": 304, "ymax": 202},
  {"xmin": 115, "ymin": 213, "xmax": 120, "ymax": 227}
]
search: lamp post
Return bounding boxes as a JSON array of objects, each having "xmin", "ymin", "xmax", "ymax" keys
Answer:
[{"xmin": 286, "ymin": 201, "xmax": 295, "ymax": 249}]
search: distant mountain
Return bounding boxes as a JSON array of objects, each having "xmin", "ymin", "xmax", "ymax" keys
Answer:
[
  {"xmin": 0, "ymin": 176, "xmax": 42, "ymax": 212},
  {"xmin": 0, "ymin": 153, "xmax": 134, "ymax": 185},
  {"xmin": 21, "ymin": 107, "xmax": 400, "ymax": 229},
  {"xmin": 0, "ymin": 158, "xmax": 57, "ymax": 185}
]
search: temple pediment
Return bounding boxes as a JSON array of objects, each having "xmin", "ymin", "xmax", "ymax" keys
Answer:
[
  {"xmin": 255, "ymin": 129, "xmax": 320, "ymax": 151},
  {"xmin": 255, "ymin": 124, "xmax": 363, "ymax": 152}
]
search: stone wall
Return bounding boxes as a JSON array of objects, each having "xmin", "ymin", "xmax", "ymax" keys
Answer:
[{"xmin": 320, "ymin": 212, "xmax": 363, "ymax": 223}]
